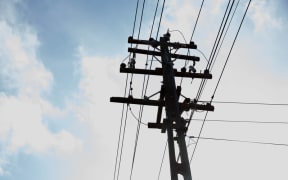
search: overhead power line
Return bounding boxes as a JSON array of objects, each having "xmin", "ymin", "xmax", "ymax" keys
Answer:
[
  {"xmin": 130, "ymin": 1, "xmax": 167, "ymax": 179},
  {"xmin": 190, "ymin": 0, "xmax": 205, "ymax": 41},
  {"xmin": 129, "ymin": 0, "xmax": 148, "ymax": 179},
  {"xmin": 201, "ymin": 101, "xmax": 288, "ymax": 106},
  {"xmin": 157, "ymin": 141, "xmax": 168, "ymax": 180},
  {"xmin": 189, "ymin": 0, "xmax": 252, "ymax": 164},
  {"xmin": 113, "ymin": 0, "xmax": 141, "ymax": 174},
  {"xmin": 188, "ymin": 136, "xmax": 288, "ymax": 147},
  {"xmin": 210, "ymin": 0, "xmax": 240, "ymax": 70},
  {"xmin": 188, "ymin": 118, "xmax": 288, "ymax": 125},
  {"xmin": 116, "ymin": 106, "xmax": 129, "ymax": 180},
  {"xmin": 211, "ymin": 0, "xmax": 251, "ymax": 99}
]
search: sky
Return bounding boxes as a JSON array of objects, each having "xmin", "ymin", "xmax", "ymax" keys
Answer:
[{"xmin": 0, "ymin": 0, "xmax": 288, "ymax": 180}]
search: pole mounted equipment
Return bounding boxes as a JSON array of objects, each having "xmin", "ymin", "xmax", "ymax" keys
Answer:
[{"xmin": 110, "ymin": 33, "xmax": 214, "ymax": 180}]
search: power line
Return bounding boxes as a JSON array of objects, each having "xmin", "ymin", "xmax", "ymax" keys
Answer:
[
  {"xmin": 201, "ymin": 100, "xmax": 288, "ymax": 106},
  {"xmin": 131, "ymin": 0, "xmax": 141, "ymax": 36},
  {"xmin": 113, "ymin": 100, "xmax": 128, "ymax": 180},
  {"xmin": 116, "ymin": 105, "xmax": 130, "ymax": 180},
  {"xmin": 211, "ymin": 0, "xmax": 251, "ymax": 99},
  {"xmin": 210, "ymin": 0, "xmax": 240, "ymax": 70},
  {"xmin": 189, "ymin": 0, "xmax": 252, "ymax": 163},
  {"xmin": 155, "ymin": 0, "xmax": 166, "ymax": 40},
  {"xmin": 190, "ymin": 0, "xmax": 205, "ymax": 41},
  {"xmin": 129, "ymin": 0, "xmax": 148, "ymax": 179},
  {"xmin": 189, "ymin": 110, "xmax": 209, "ymax": 164},
  {"xmin": 194, "ymin": 0, "xmax": 235, "ymax": 104},
  {"xmin": 193, "ymin": 0, "xmax": 235, "ymax": 104},
  {"xmin": 188, "ymin": 136, "xmax": 288, "ymax": 147},
  {"xmin": 130, "ymin": 0, "xmax": 167, "ymax": 179},
  {"xmin": 128, "ymin": 105, "xmax": 148, "ymax": 126},
  {"xmin": 188, "ymin": 118, "xmax": 288, "ymax": 125},
  {"xmin": 157, "ymin": 141, "xmax": 168, "ymax": 180},
  {"xmin": 207, "ymin": 0, "xmax": 235, "ymax": 70}
]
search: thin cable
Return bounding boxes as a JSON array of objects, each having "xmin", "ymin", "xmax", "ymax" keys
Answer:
[
  {"xmin": 130, "ymin": 2, "xmax": 166, "ymax": 176},
  {"xmin": 195, "ymin": 49, "xmax": 209, "ymax": 62},
  {"xmin": 131, "ymin": 0, "xmax": 140, "ymax": 36},
  {"xmin": 156, "ymin": 0, "xmax": 166, "ymax": 40},
  {"xmin": 201, "ymin": 100, "xmax": 288, "ymax": 106},
  {"xmin": 192, "ymin": 0, "xmax": 235, "ymax": 104},
  {"xmin": 114, "ymin": 0, "xmax": 140, "ymax": 179},
  {"xmin": 113, "ymin": 75, "xmax": 129, "ymax": 180},
  {"xmin": 211, "ymin": 0, "xmax": 252, "ymax": 98},
  {"xmin": 207, "ymin": 0, "xmax": 234, "ymax": 69},
  {"xmin": 157, "ymin": 141, "xmax": 168, "ymax": 180},
  {"xmin": 189, "ymin": 136, "xmax": 288, "ymax": 147},
  {"xmin": 129, "ymin": 0, "xmax": 148, "ymax": 179},
  {"xmin": 190, "ymin": 0, "xmax": 252, "ymax": 163},
  {"xmin": 210, "ymin": 0, "xmax": 240, "ymax": 70},
  {"xmin": 184, "ymin": 0, "xmax": 205, "ymax": 72},
  {"xmin": 189, "ymin": 110, "xmax": 209, "ymax": 164},
  {"xmin": 190, "ymin": 0, "xmax": 205, "ymax": 41},
  {"xmin": 187, "ymin": 118, "xmax": 288, "ymax": 125},
  {"xmin": 128, "ymin": 105, "xmax": 148, "ymax": 126},
  {"xmin": 136, "ymin": 0, "xmax": 147, "ymax": 42},
  {"xmin": 192, "ymin": 0, "xmax": 234, "ymax": 106},
  {"xmin": 116, "ymin": 105, "xmax": 130, "ymax": 180}
]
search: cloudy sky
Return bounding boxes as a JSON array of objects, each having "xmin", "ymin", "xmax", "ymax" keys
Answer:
[{"xmin": 0, "ymin": 0, "xmax": 288, "ymax": 180}]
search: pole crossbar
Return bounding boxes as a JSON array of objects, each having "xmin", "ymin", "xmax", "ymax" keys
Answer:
[
  {"xmin": 128, "ymin": 48, "xmax": 200, "ymax": 61},
  {"xmin": 120, "ymin": 67, "xmax": 212, "ymax": 79}
]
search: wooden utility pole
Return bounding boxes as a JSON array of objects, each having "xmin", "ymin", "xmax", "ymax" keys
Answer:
[{"xmin": 111, "ymin": 33, "xmax": 214, "ymax": 180}]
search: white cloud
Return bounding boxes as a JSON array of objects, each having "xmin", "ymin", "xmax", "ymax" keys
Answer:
[
  {"xmin": 0, "ymin": 20, "xmax": 52, "ymax": 97},
  {"xmin": 0, "ymin": 0, "xmax": 82, "ymax": 175},
  {"xmin": 248, "ymin": 1, "xmax": 283, "ymax": 32},
  {"xmin": 61, "ymin": 49, "xmax": 124, "ymax": 180},
  {"xmin": 0, "ymin": 95, "xmax": 82, "ymax": 154}
]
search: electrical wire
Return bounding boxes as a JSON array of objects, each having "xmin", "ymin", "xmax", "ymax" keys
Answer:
[
  {"xmin": 128, "ymin": 105, "xmax": 148, "ymax": 126},
  {"xmin": 113, "ymin": 1, "xmax": 141, "ymax": 180},
  {"xmin": 207, "ymin": 0, "xmax": 235, "ymax": 70},
  {"xmin": 157, "ymin": 141, "xmax": 168, "ymax": 180},
  {"xmin": 113, "ymin": 89, "xmax": 128, "ymax": 180},
  {"xmin": 189, "ymin": 110, "xmax": 209, "ymax": 164},
  {"xmin": 188, "ymin": 136, "xmax": 288, "ymax": 147},
  {"xmin": 190, "ymin": 0, "xmax": 205, "ymax": 41},
  {"xmin": 194, "ymin": 0, "xmax": 234, "ymax": 104},
  {"xmin": 129, "ymin": 0, "xmax": 167, "ymax": 179},
  {"xmin": 189, "ymin": 0, "xmax": 252, "ymax": 163},
  {"xmin": 187, "ymin": 118, "xmax": 288, "ymax": 125},
  {"xmin": 201, "ymin": 100, "xmax": 288, "ymax": 106},
  {"xmin": 192, "ymin": 0, "xmax": 234, "ymax": 106},
  {"xmin": 156, "ymin": 0, "xmax": 166, "ymax": 40},
  {"xmin": 116, "ymin": 106, "xmax": 130, "ymax": 180},
  {"xmin": 211, "ymin": 0, "xmax": 251, "ymax": 99},
  {"xmin": 210, "ymin": 0, "xmax": 240, "ymax": 70},
  {"xmin": 129, "ymin": 0, "xmax": 148, "ymax": 179},
  {"xmin": 183, "ymin": 0, "xmax": 205, "ymax": 70}
]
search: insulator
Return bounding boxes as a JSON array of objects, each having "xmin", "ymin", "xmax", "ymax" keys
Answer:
[
  {"xmin": 120, "ymin": 63, "xmax": 126, "ymax": 69},
  {"xmin": 189, "ymin": 65, "xmax": 196, "ymax": 73},
  {"xmin": 181, "ymin": 67, "xmax": 186, "ymax": 72}
]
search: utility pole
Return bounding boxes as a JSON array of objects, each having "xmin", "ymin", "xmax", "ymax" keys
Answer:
[{"xmin": 110, "ymin": 32, "xmax": 214, "ymax": 180}]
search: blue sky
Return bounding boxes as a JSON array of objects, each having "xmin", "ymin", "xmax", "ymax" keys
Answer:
[{"xmin": 0, "ymin": 0, "xmax": 288, "ymax": 180}]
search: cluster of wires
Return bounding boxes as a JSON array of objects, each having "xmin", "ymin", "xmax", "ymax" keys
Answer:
[
  {"xmin": 187, "ymin": 0, "xmax": 253, "ymax": 163},
  {"xmin": 113, "ymin": 1, "xmax": 166, "ymax": 180},
  {"xmin": 113, "ymin": 1, "xmax": 288, "ymax": 180}
]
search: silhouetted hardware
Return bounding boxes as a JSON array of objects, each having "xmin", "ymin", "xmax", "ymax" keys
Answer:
[
  {"xmin": 119, "ymin": 66, "xmax": 212, "ymax": 79},
  {"xmin": 110, "ymin": 97, "xmax": 214, "ymax": 112},
  {"xmin": 111, "ymin": 33, "xmax": 214, "ymax": 180},
  {"xmin": 128, "ymin": 48, "xmax": 200, "ymax": 61},
  {"xmin": 128, "ymin": 36, "xmax": 197, "ymax": 49}
]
